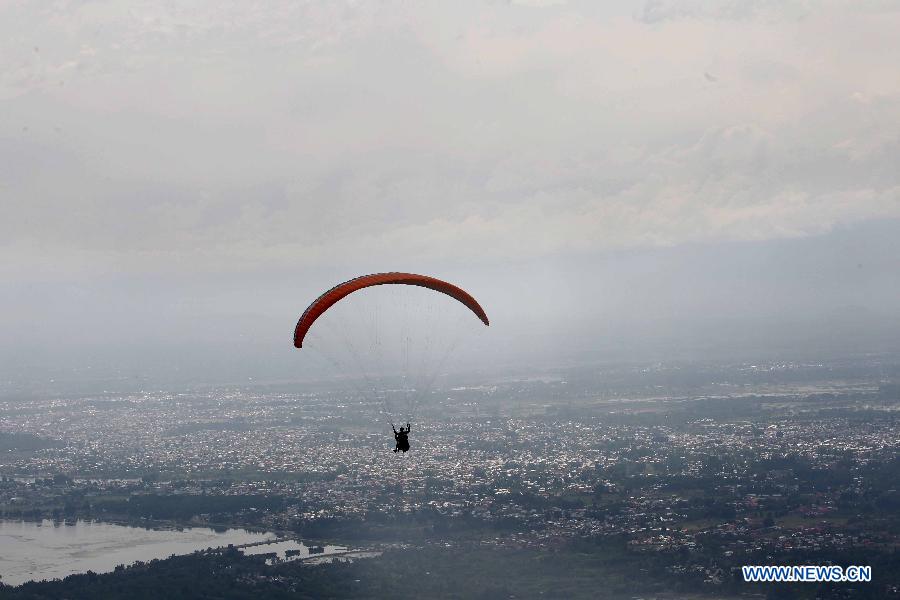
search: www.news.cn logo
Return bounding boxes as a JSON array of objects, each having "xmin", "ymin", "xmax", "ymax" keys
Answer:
[{"xmin": 742, "ymin": 565, "xmax": 872, "ymax": 583}]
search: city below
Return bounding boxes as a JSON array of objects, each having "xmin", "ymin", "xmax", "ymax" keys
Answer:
[{"xmin": 0, "ymin": 356, "xmax": 898, "ymax": 598}]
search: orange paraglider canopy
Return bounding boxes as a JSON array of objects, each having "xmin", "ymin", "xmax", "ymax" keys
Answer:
[{"xmin": 294, "ymin": 272, "xmax": 489, "ymax": 348}]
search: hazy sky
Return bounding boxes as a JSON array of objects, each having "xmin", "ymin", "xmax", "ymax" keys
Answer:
[{"xmin": 2, "ymin": 1, "xmax": 899, "ymax": 385}]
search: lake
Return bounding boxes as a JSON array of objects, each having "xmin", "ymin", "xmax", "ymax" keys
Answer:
[{"xmin": 0, "ymin": 519, "xmax": 275, "ymax": 586}]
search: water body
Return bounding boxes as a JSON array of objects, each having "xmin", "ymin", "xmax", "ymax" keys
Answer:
[
  {"xmin": 241, "ymin": 540, "xmax": 346, "ymax": 561},
  {"xmin": 0, "ymin": 519, "xmax": 274, "ymax": 586}
]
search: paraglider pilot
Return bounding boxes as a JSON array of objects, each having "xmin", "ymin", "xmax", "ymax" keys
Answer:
[{"xmin": 392, "ymin": 423, "xmax": 411, "ymax": 453}]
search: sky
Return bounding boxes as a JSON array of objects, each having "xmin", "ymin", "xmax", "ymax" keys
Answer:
[{"xmin": 2, "ymin": 1, "xmax": 899, "ymax": 387}]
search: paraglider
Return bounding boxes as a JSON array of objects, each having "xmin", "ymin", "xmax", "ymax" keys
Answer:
[
  {"xmin": 392, "ymin": 422, "xmax": 411, "ymax": 453},
  {"xmin": 293, "ymin": 272, "xmax": 489, "ymax": 453},
  {"xmin": 293, "ymin": 272, "xmax": 489, "ymax": 348}
]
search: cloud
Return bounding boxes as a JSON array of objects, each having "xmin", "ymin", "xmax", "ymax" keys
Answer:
[
  {"xmin": 638, "ymin": 0, "xmax": 812, "ymax": 24},
  {"xmin": 2, "ymin": 0, "xmax": 900, "ymax": 281}
]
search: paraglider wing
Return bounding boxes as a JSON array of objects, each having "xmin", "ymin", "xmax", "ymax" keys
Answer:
[{"xmin": 294, "ymin": 272, "xmax": 489, "ymax": 348}]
